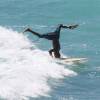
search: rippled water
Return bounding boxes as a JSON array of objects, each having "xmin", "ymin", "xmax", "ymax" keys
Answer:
[{"xmin": 0, "ymin": 0, "xmax": 100, "ymax": 100}]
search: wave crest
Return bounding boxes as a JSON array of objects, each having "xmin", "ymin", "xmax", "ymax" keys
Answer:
[{"xmin": 0, "ymin": 26, "xmax": 77, "ymax": 100}]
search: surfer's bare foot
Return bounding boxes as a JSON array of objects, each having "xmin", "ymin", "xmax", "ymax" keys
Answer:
[{"xmin": 23, "ymin": 28, "xmax": 31, "ymax": 32}]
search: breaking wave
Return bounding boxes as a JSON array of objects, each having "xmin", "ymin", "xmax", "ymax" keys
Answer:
[{"xmin": 0, "ymin": 26, "xmax": 77, "ymax": 100}]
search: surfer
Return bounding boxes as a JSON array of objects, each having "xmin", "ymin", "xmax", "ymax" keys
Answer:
[{"xmin": 23, "ymin": 24, "xmax": 78, "ymax": 58}]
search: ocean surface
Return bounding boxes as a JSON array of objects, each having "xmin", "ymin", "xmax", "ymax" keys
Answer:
[{"xmin": 0, "ymin": 0, "xmax": 100, "ymax": 100}]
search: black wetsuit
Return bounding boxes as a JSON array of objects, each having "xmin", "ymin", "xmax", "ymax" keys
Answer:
[
  {"xmin": 25, "ymin": 24, "xmax": 62, "ymax": 58},
  {"xmin": 24, "ymin": 24, "xmax": 78, "ymax": 58}
]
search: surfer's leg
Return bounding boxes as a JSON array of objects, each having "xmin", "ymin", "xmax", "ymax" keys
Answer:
[
  {"xmin": 24, "ymin": 28, "xmax": 54, "ymax": 40},
  {"xmin": 24, "ymin": 28, "xmax": 42, "ymax": 38}
]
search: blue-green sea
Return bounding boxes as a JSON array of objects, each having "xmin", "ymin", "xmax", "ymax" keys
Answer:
[{"xmin": 0, "ymin": 0, "xmax": 100, "ymax": 100}]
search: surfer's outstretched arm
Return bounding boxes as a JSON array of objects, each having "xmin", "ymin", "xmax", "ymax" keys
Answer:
[{"xmin": 23, "ymin": 28, "xmax": 42, "ymax": 38}]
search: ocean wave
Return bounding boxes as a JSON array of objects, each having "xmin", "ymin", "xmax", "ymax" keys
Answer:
[{"xmin": 0, "ymin": 26, "xmax": 77, "ymax": 100}]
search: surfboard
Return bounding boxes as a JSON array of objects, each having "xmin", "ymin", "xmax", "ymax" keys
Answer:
[{"xmin": 55, "ymin": 57, "xmax": 87, "ymax": 65}]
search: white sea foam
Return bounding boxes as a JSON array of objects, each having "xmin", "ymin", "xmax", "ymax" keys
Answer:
[{"xmin": 0, "ymin": 26, "xmax": 77, "ymax": 100}]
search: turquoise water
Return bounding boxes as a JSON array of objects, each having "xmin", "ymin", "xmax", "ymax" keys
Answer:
[{"xmin": 0, "ymin": 0, "xmax": 100, "ymax": 100}]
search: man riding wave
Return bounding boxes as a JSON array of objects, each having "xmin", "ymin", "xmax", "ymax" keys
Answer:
[{"xmin": 24, "ymin": 24, "xmax": 78, "ymax": 58}]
